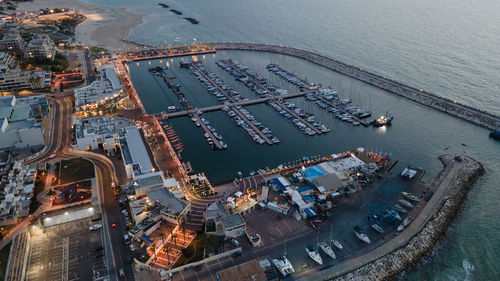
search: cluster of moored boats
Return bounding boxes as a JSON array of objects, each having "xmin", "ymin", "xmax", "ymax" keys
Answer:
[
  {"xmin": 188, "ymin": 62, "xmax": 280, "ymax": 145},
  {"xmin": 189, "ymin": 112, "xmax": 227, "ymax": 149},
  {"xmin": 216, "ymin": 59, "xmax": 330, "ymax": 136},
  {"xmin": 161, "ymin": 122, "xmax": 183, "ymax": 153}
]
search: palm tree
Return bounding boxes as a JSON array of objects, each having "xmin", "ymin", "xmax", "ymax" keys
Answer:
[
  {"xmin": 180, "ymin": 222, "xmax": 186, "ymax": 243},
  {"xmin": 171, "ymin": 234, "xmax": 178, "ymax": 247},
  {"xmin": 163, "ymin": 244, "xmax": 170, "ymax": 263},
  {"xmin": 159, "ymin": 232, "xmax": 165, "ymax": 245}
]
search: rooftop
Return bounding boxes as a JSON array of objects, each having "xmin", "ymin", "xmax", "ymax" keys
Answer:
[
  {"xmin": 146, "ymin": 188, "xmax": 187, "ymax": 215},
  {"xmin": 216, "ymin": 259, "xmax": 267, "ymax": 281},
  {"xmin": 219, "ymin": 213, "xmax": 245, "ymax": 229},
  {"xmin": 123, "ymin": 126, "xmax": 153, "ymax": 175}
]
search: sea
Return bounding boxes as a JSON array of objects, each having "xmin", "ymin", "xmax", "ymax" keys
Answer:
[{"xmin": 85, "ymin": 0, "xmax": 500, "ymax": 279}]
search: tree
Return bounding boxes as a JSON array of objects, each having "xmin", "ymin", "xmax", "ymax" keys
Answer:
[
  {"xmin": 163, "ymin": 244, "xmax": 170, "ymax": 263},
  {"xmin": 180, "ymin": 222, "xmax": 186, "ymax": 242}
]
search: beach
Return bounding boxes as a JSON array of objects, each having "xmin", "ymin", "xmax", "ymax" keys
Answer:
[{"xmin": 15, "ymin": 0, "xmax": 145, "ymax": 51}]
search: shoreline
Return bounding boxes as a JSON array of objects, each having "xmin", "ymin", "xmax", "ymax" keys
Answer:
[
  {"xmin": 300, "ymin": 154, "xmax": 484, "ymax": 280},
  {"xmin": 15, "ymin": 0, "xmax": 145, "ymax": 51}
]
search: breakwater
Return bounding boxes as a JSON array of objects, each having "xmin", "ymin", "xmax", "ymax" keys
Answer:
[
  {"xmin": 200, "ymin": 43, "xmax": 499, "ymax": 131},
  {"xmin": 301, "ymin": 155, "xmax": 484, "ymax": 281}
]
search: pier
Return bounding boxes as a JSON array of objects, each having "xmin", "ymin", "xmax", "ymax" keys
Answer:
[
  {"xmin": 153, "ymin": 91, "xmax": 306, "ymax": 118},
  {"xmin": 224, "ymin": 60, "xmax": 323, "ymax": 135},
  {"xmin": 191, "ymin": 115, "xmax": 223, "ymax": 150},
  {"xmin": 202, "ymin": 43, "xmax": 500, "ymax": 131},
  {"xmin": 312, "ymin": 93, "xmax": 371, "ymax": 126},
  {"xmin": 190, "ymin": 63, "xmax": 274, "ymax": 145}
]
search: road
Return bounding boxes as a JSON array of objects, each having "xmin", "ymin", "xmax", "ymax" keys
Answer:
[{"xmin": 22, "ymin": 96, "xmax": 134, "ymax": 281}]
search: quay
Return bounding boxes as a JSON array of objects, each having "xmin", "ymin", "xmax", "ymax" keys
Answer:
[
  {"xmin": 191, "ymin": 115, "xmax": 224, "ymax": 150},
  {"xmin": 300, "ymin": 155, "xmax": 484, "ymax": 280},
  {"xmin": 224, "ymin": 60, "xmax": 323, "ymax": 135},
  {"xmin": 190, "ymin": 62, "xmax": 274, "ymax": 145},
  {"xmin": 153, "ymin": 91, "xmax": 306, "ymax": 118},
  {"xmin": 201, "ymin": 43, "xmax": 500, "ymax": 131},
  {"xmin": 124, "ymin": 48, "xmax": 216, "ymax": 62}
]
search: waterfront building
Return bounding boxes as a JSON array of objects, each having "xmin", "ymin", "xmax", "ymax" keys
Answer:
[
  {"xmin": 120, "ymin": 126, "xmax": 153, "ymax": 178},
  {"xmin": 0, "ymin": 52, "xmax": 50, "ymax": 90},
  {"xmin": 74, "ymin": 64, "xmax": 122, "ymax": 110},
  {"xmin": 0, "ymin": 95, "xmax": 48, "ymax": 151},
  {"xmin": 132, "ymin": 171, "xmax": 167, "ymax": 197},
  {"xmin": 205, "ymin": 200, "xmax": 246, "ymax": 238},
  {"xmin": 146, "ymin": 188, "xmax": 190, "ymax": 224},
  {"xmin": 74, "ymin": 116, "xmax": 134, "ymax": 151},
  {"xmin": 24, "ymin": 34, "xmax": 55, "ymax": 60}
]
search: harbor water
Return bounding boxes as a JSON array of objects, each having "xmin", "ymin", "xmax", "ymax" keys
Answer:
[{"xmin": 89, "ymin": 0, "xmax": 500, "ymax": 279}]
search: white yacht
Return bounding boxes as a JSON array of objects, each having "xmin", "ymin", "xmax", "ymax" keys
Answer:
[
  {"xmin": 401, "ymin": 166, "xmax": 418, "ymax": 179},
  {"xmin": 371, "ymin": 223, "xmax": 384, "ymax": 234},
  {"xmin": 305, "ymin": 244, "xmax": 323, "ymax": 265},
  {"xmin": 399, "ymin": 199, "xmax": 414, "ymax": 208},
  {"xmin": 401, "ymin": 192, "xmax": 421, "ymax": 202},
  {"xmin": 354, "ymin": 226, "xmax": 371, "ymax": 244},
  {"xmin": 332, "ymin": 239, "xmax": 343, "ymax": 250},
  {"xmin": 272, "ymin": 255, "xmax": 295, "ymax": 276},
  {"xmin": 319, "ymin": 242, "xmax": 336, "ymax": 259}
]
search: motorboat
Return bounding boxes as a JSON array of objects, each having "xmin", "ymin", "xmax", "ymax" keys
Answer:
[
  {"xmin": 394, "ymin": 204, "xmax": 408, "ymax": 214},
  {"xmin": 305, "ymin": 244, "xmax": 323, "ymax": 265},
  {"xmin": 272, "ymin": 255, "xmax": 295, "ymax": 276},
  {"xmin": 319, "ymin": 242, "xmax": 336, "ymax": 259},
  {"xmin": 397, "ymin": 217, "xmax": 412, "ymax": 232},
  {"xmin": 354, "ymin": 225, "xmax": 371, "ymax": 244},
  {"xmin": 401, "ymin": 192, "xmax": 421, "ymax": 202},
  {"xmin": 401, "ymin": 166, "xmax": 418, "ymax": 179}
]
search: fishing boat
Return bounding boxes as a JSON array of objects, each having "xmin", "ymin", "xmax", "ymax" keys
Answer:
[
  {"xmin": 332, "ymin": 239, "xmax": 343, "ymax": 250},
  {"xmin": 354, "ymin": 225, "xmax": 371, "ymax": 244},
  {"xmin": 397, "ymin": 217, "xmax": 412, "ymax": 232},
  {"xmin": 319, "ymin": 242, "xmax": 336, "ymax": 259},
  {"xmin": 272, "ymin": 255, "xmax": 295, "ymax": 276},
  {"xmin": 371, "ymin": 223, "xmax": 384, "ymax": 234},
  {"xmin": 489, "ymin": 130, "xmax": 500, "ymax": 140},
  {"xmin": 399, "ymin": 199, "xmax": 414, "ymax": 208},
  {"xmin": 372, "ymin": 113, "xmax": 393, "ymax": 127},
  {"xmin": 394, "ymin": 204, "xmax": 408, "ymax": 213},
  {"xmin": 401, "ymin": 166, "xmax": 418, "ymax": 179},
  {"xmin": 401, "ymin": 192, "xmax": 421, "ymax": 202},
  {"xmin": 305, "ymin": 244, "xmax": 323, "ymax": 265}
]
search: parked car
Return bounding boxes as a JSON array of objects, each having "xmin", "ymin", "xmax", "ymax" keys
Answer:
[
  {"xmin": 89, "ymin": 224, "xmax": 102, "ymax": 231},
  {"xmin": 124, "ymin": 234, "xmax": 130, "ymax": 244},
  {"xmin": 230, "ymin": 238, "xmax": 239, "ymax": 247},
  {"xmin": 129, "ymin": 244, "xmax": 135, "ymax": 251}
]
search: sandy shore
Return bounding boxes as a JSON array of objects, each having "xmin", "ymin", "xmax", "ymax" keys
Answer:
[{"xmin": 16, "ymin": 0, "xmax": 146, "ymax": 51}]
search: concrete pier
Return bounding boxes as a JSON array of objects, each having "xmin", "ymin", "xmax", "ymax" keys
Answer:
[
  {"xmin": 203, "ymin": 43, "xmax": 500, "ymax": 131},
  {"xmin": 154, "ymin": 91, "xmax": 306, "ymax": 119},
  {"xmin": 191, "ymin": 115, "xmax": 223, "ymax": 150}
]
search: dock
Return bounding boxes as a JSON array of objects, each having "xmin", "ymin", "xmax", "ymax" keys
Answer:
[
  {"xmin": 224, "ymin": 60, "xmax": 323, "ymax": 135},
  {"xmin": 190, "ymin": 63, "xmax": 274, "ymax": 145},
  {"xmin": 191, "ymin": 115, "xmax": 223, "ymax": 150},
  {"xmin": 312, "ymin": 94, "xmax": 371, "ymax": 126},
  {"xmin": 154, "ymin": 92, "xmax": 306, "ymax": 118}
]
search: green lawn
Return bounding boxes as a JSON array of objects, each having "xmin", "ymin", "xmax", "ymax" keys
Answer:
[
  {"xmin": 0, "ymin": 242, "xmax": 12, "ymax": 280},
  {"xmin": 58, "ymin": 158, "xmax": 95, "ymax": 184},
  {"xmin": 89, "ymin": 46, "xmax": 108, "ymax": 53}
]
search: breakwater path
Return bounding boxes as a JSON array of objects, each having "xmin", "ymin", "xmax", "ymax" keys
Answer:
[
  {"xmin": 299, "ymin": 155, "xmax": 484, "ymax": 281},
  {"xmin": 202, "ymin": 43, "xmax": 499, "ymax": 130}
]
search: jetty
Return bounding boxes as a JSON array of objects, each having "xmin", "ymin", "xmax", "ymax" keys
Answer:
[
  {"xmin": 192, "ymin": 115, "xmax": 223, "ymax": 150},
  {"xmin": 312, "ymin": 93, "xmax": 371, "ymax": 126},
  {"xmin": 154, "ymin": 92, "xmax": 306, "ymax": 118},
  {"xmin": 223, "ymin": 59, "xmax": 323, "ymax": 135}
]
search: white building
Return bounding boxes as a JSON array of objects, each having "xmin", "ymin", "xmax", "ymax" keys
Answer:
[
  {"xmin": 0, "ymin": 52, "xmax": 50, "ymax": 90},
  {"xmin": 74, "ymin": 65, "xmax": 122, "ymax": 110},
  {"xmin": 0, "ymin": 95, "xmax": 48, "ymax": 151},
  {"xmin": 120, "ymin": 126, "xmax": 153, "ymax": 179},
  {"xmin": 74, "ymin": 116, "xmax": 134, "ymax": 151},
  {"xmin": 24, "ymin": 34, "xmax": 55, "ymax": 60},
  {"xmin": 146, "ymin": 188, "xmax": 190, "ymax": 224}
]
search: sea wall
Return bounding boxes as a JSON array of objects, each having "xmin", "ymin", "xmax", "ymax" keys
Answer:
[
  {"xmin": 328, "ymin": 155, "xmax": 484, "ymax": 281},
  {"xmin": 203, "ymin": 43, "xmax": 500, "ymax": 131}
]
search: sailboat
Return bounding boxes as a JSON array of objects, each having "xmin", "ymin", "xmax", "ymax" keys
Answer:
[
  {"xmin": 319, "ymin": 242, "xmax": 336, "ymax": 259},
  {"xmin": 354, "ymin": 225, "xmax": 371, "ymax": 244},
  {"xmin": 330, "ymin": 224, "xmax": 344, "ymax": 250},
  {"xmin": 305, "ymin": 244, "xmax": 323, "ymax": 265},
  {"xmin": 272, "ymin": 238, "xmax": 295, "ymax": 276}
]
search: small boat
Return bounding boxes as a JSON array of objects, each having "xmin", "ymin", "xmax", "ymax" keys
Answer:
[
  {"xmin": 401, "ymin": 192, "xmax": 421, "ymax": 202},
  {"xmin": 490, "ymin": 130, "xmax": 500, "ymax": 140},
  {"xmin": 319, "ymin": 242, "xmax": 336, "ymax": 259},
  {"xmin": 220, "ymin": 141, "xmax": 227, "ymax": 149},
  {"xmin": 399, "ymin": 199, "xmax": 414, "ymax": 208},
  {"xmin": 371, "ymin": 223, "xmax": 384, "ymax": 234},
  {"xmin": 272, "ymin": 255, "xmax": 295, "ymax": 276},
  {"xmin": 332, "ymin": 239, "xmax": 343, "ymax": 250},
  {"xmin": 354, "ymin": 225, "xmax": 371, "ymax": 244},
  {"xmin": 401, "ymin": 166, "xmax": 418, "ymax": 179},
  {"xmin": 195, "ymin": 122, "xmax": 200, "ymax": 127},
  {"xmin": 397, "ymin": 218, "xmax": 411, "ymax": 232},
  {"xmin": 394, "ymin": 204, "xmax": 408, "ymax": 214},
  {"xmin": 305, "ymin": 244, "xmax": 323, "ymax": 265}
]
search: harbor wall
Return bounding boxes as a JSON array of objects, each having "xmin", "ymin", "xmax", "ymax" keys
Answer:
[
  {"xmin": 303, "ymin": 155, "xmax": 484, "ymax": 281},
  {"xmin": 203, "ymin": 43, "xmax": 499, "ymax": 131}
]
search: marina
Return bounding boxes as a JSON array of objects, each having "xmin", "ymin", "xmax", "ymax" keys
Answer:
[
  {"xmin": 188, "ymin": 61, "xmax": 278, "ymax": 145},
  {"xmin": 217, "ymin": 59, "xmax": 327, "ymax": 135}
]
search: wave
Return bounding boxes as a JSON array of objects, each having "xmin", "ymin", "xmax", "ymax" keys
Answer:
[{"xmin": 446, "ymin": 259, "xmax": 475, "ymax": 281}]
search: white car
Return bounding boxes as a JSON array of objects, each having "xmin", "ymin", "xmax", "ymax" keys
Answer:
[
  {"xmin": 124, "ymin": 234, "xmax": 130, "ymax": 244},
  {"xmin": 230, "ymin": 238, "xmax": 239, "ymax": 247},
  {"xmin": 49, "ymin": 153, "xmax": 56, "ymax": 159},
  {"xmin": 89, "ymin": 224, "xmax": 102, "ymax": 231},
  {"xmin": 129, "ymin": 244, "xmax": 135, "ymax": 251}
]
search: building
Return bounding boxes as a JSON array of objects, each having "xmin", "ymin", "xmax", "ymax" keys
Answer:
[
  {"xmin": 74, "ymin": 116, "xmax": 134, "ymax": 151},
  {"xmin": 74, "ymin": 65, "xmax": 122, "ymax": 110},
  {"xmin": 0, "ymin": 161, "xmax": 36, "ymax": 226},
  {"xmin": 24, "ymin": 34, "xmax": 55, "ymax": 60},
  {"xmin": 146, "ymin": 188, "xmax": 190, "ymax": 224},
  {"xmin": 216, "ymin": 259, "xmax": 268, "ymax": 281},
  {"xmin": 120, "ymin": 126, "xmax": 153, "ymax": 178},
  {"xmin": 0, "ymin": 30, "xmax": 25, "ymax": 54},
  {"xmin": 132, "ymin": 171, "xmax": 167, "ymax": 197},
  {"xmin": 0, "ymin": 95, "xmax": 48, "ymax": 151},
  {"xmin": 0, "ymin": 52, "xmax": 50, "ymax": 90},
  {"xmin": 205, "ymin": 201, "xmax": 246, "ymax": 238}
]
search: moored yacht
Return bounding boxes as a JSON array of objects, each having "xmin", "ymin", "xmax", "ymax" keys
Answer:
[
  {"xmin": 319, "ymin": 242, "xmax": 336, "ymax": 259},
  {"xmin": 354, "ymin": 225, "xmax": 371, "ymax": 244},
  {"xmin": 272, "ymin": 255, "xmax": 295, "ymax": 276},
  {"xmin": 305, "ymin": 244, "xmax": 323, "ymax": 265}
]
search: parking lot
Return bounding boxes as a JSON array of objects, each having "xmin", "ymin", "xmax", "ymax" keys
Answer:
[{"xmin": 25, "ymin": 218, "xmax": 107, "ymax": 281}]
